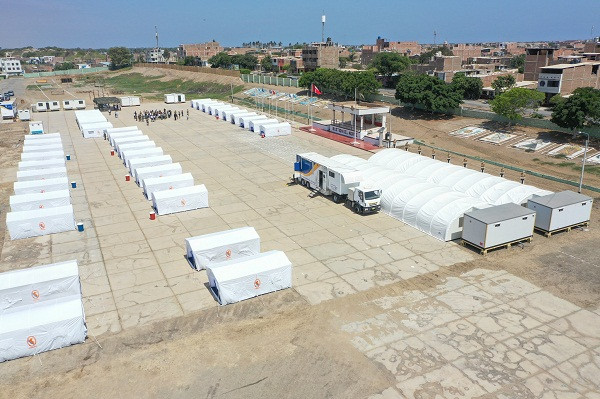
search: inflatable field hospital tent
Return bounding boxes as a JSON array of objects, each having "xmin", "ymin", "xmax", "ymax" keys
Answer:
[
  {"xmin": 22, "ymin": 143, "xmax": 63, "ymax": 153},
  {"xmin": 239, "ymin": 115, "xmax": 268, "ymax": 129},
  {"xmin": 260, "ymin": 122, "xmax": 291, "ymax": 137},
  {"xmin": 113, "ymin": 135, "xmax": 150, "ymax": 156},
  {"xmin": 207, "ymin": 250, "xmax": 292, "ymax": 305},
  {"xmin": 21, "ymin": 151, "xmax": 65, "ymax": 162},
  {"xmin": 230, "ymin": 112, "xmax": 257, "ymax": 125},
  {"xmin": 152, "ymin": 184, "xmax": 208, "ymax": 215},
  {"xmin": 117, "ymin": 141, "xmax": 156, "ymax": 159},
  {"xmin": 105, "ymin": 126, "xmax": 139, "ymax": 138},
  {"xmin": 17, "ymin": 167, "xmax": 67, "ymax": 182},
  {"xmin": 185, "ymin": 226, "xmax": 260, "ymax": 270},
  {"xmin": 108, "ymin": 130, "xmax": 143, "ymax": 147},
  {"xmin": 129, "ymin": 155, "xmax": 172, "ymax": 181},
  {"xmin": 18, "ymin": 158, "xmax": 66, "ymax": 171},
  {"xmin": 0, "ymin": 260, "xmax": 86, "ymax": 363},
  {"xmin": 137, "ymin": 163, "xmax": 183, "ymax": 189},
  {"xmin": 10, "ymin": 189, "xmax": 71, "ymax": 212},
  {"xmin": 80, "ymin": 121, "xmax": 113, "ymax": 138},
  {"xmin": 143, "ymin": 173, "xmax": 194, "ymax": 200},
  {"xmin": 122, "ymin": 147, "xmax": 164, "ymax": 169},
  {"xmin": 6, "ymin": 205, "xmax": 76, "ymax": 240},
  {"xmin": 24, "ymin": 132, "xmax": 61, "ymax": 142},
  {"xmin": 13, "ymin": 177, "xmax": 69, "ymax": 195}
]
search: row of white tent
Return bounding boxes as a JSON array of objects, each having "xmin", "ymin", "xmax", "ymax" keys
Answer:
[
  {"xmin": 0, "ymin": 260, "xmax": 86, "ymax": 362},
  {"xmin": 75, "ymin": 110, "xmax": 114, "ymax": 139},
  {"xmin": 328, "ymin": 149, "xmax": 553, "ymax": 241},
  {"xmin": 104, "ymin": 126, "xmax": 209, "ymax": 215},
  {"xmin": 184, "ymin": 226, "xmax": 292, "ymax": 305},
  {"xmin": 6, "ymin": 133, "xmax": 77, "ymax": 240},
  {"xmin": 190, "ymin": 98, "xmax": 292, "ymax": 137}
]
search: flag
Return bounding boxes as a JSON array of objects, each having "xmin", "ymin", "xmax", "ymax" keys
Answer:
[{"xmin": 311, "ymin": 84, "xmax": 322, "ymax": 95}]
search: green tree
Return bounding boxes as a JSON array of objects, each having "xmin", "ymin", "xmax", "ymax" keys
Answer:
[
  {"xmin": 261, "ymin": 55, "xmax": 276, "ymax": 72},
  {"xmin": 451, "ymin": 72, "xmax": 483, "ymax": 100},
  {"xmin": 230, "ymin": 54, "xmax": 258, "ymax": 70},
  {"xmin": 490, "ymin": 88, "xmax": 545, "ymax": 128},
  {"xmin": 509, "ymin": 54, "xmax": 525, "ymax": 73},
  {"xmin": 162, "ymin": 49, "xmax": 170, "ymax": 61},
  {"xmin": 298, "ymin": 68, "xmax": 380, "ymax": 98},
  {"xmin": 107, "ymin": 47, "xmax": 132, "ymax": 70},
  {"xmin": 551, "ymin": 87, "xmax": 600, "ymax": 137},
  {"xmin": 395, "ymin": 73, "xmax": 462, "ymax": 112},
  {"xmin": 54, "ymin": 62, "xmax": 76, "ymax": 71},
  {"xmin": 208, "ymin": 52, "xmax": 232, "ymax": 68},
  {"xmin": 418, "ymin": 46, "xmax": 453, "ymax": 64},
  {"xmin": 369, "ymin": 52, "xmax": 411, "ymax": 78},
  {"xmin": 491, "ymin": 74, "xmax": 516, "ymax": 94},
  {"xmin": 183, "ymin": 56, "xmax": 202, "ymax": 66}
]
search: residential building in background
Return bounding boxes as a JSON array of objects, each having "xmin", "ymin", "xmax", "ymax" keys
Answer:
[
  {"xmin": 361, "ymin": 37, "xmax": 421, "ymax": 66},
  {"xmin": 302, "ymin": 39, "xmax": 341, "ymax": 71},
  {"xmin": 537, "ymin": 62, "xmax": 600, "ymax": 100},
  {"xmin": 524, "ymin": 48, "xmax": 555, "ymax": 81},
  {"xmin": 177, "ymin": 41, "xmax": 223, "ymax": 60},
  {"xmin": 145, "ymin": 48, "xmax": 165, "ymax": 63},
  {"xmin": 0, "ymin": 57, "xmax": 23, "ymax": 76}
]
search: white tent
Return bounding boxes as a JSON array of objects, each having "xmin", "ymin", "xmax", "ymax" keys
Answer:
[
  {"xmin": 23, "ymin": 138, "xmax": 62, "ymax": 148},
  {"xmin": 75, "ymin": 110, "xmax": 105, "ymax": 128},
  {"xmin": 190, "ymin": 99, "xmax": 211, "ymax": 109},
  {"xmin": 129, "ymin": 155, "xmax": 173, "ymax": 182},
  {"xmin": 122, "ymin": 147, "xmax": 164, "ymax": 168},
  {"xmin": 230, "ymin": 112, "xmax": 257, "ymax": 125},
  {"xmin": 198, "ymin": 100, "xmax": 220, "ymax": 112},
  {"xmin": 105, "ymin": 126, "xmax": 139, "ymax": 136},
  {"xmin": 206, "ymin": 103, "xmax": 225, "ymax": 115},
  {"xmin": 137, "ymin": 163, "xmax": 183, "ymax": 189},
  {"xmin": 108, "ymin": 130, "xmax": 143, "ymax": 147},
  {"xmin": 22, "ymin": 143, "xmax": 63, "ymax": 153},
  {"xmin": 249, "ymin": 118, "xmax": 278, "ymax": 132},
  {"xmin": 10, "ymin": 189, "xmax": 71, "ymax": 212},
  {"xmin": 80, "ymin": 121, "xmax": 113, "ymax": 139},
  {"xmin": 14, "ymin": 177, "xmax": 69, "ymax": 195},
  {"xmin": 207, "ymin": 250, "xmax": 292, "ymax": 305},
  {"xmin": 0, "ymin": 260, "xmax": 81, "ymax": 310},
  {"xmin": 24, "ymin": 132, "xmax": 61, "ymax": 141},
  {"xmin": 113, "ymin": 135, "xmax": 150, "ymax": 156},
  {"xmin": 17, "ymin": 167, "xmax": 67, "ymax": 182},
  {"xmin": 260, "ymin": 122, "xmax": 291, "ymax": 137},
  {"xmin": 117, "ymin": 141, "xmax": 156, "ymax": 158},
  {"xmin": 223, "ymin": 109, "xmax": 248, "ymax": 122},
  {"xmin": 18, "ymin": 158, "xmax": 66, "ymax": 171},
  {"xmin": 21, "ymin": 150, "xmax": 65, "ymax": 162},
  {"xmin": 239, "ymin": 115, "xmax": 268, "ymax": 129},
  {"xmin": 152, "ymin": 184, "xmax": 208, "ymax": 215},
  {"xmin": 218, "ymin": 107, "xmax": 241, "ymax": 120},
  {"xmin": 6, "ymin": 205, "xmax": 76, "ymax": 240},
  {"xmin": 368, "ymin": 149, "xmax": 552, "ymax": 205},
  {"xmin": 185, "ymin": 226, "xmax": 260, "ymax": 270},
  {"xmin": 143, "ymin": 173, "xmax": 194, "ymax": 200}
]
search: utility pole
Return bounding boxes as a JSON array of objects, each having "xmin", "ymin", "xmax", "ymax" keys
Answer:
[
  {"xmin": 433, "ymin": 30, "xmax": 437, "ymax": 46},
  {"xmin": 579, "ymin": 131, "xmax": 590, "ymax": 193},
  {"xmin": 155, "ymin": 26, "xmax": 159, "ymax": 49}
]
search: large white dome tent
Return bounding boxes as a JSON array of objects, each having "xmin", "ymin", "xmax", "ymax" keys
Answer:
[
  {"xmin": 369, "ymin": 149, "xmax": 552, "ymax": 205},
  {"xmin": 330, "ymin": 155, "xmax": 490, "ymax": 241}
]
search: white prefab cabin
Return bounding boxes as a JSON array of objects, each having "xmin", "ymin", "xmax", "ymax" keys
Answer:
[{"xmin": 527, "ymin": 190, "xmax": 593, "ymax": 233}]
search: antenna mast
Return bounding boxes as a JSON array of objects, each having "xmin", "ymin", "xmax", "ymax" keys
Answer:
[
  {"xmin": 321, "ymin": 12, "xmax": 326, "ymax": 43},
  {"xmin": 433, "ymin": 30, "xmax": 437, "ymax": 46},
  {"xmin": 155, "ymin": 25, "xmax": 159, "ymax": 49}
]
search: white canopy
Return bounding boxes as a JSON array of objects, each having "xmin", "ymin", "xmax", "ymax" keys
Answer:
[
  {"xmin": 10, "ymin": 189, "xmax": 71, "ymax": 212},
  {"xmin": 152, "ymin": 184, "xmax": 209, "ymax": 215},
  {"xmin": 137, "ymin": 163, "xmax": 183, "ymax": 189},
  {"xmin": 207, "ymin": 250, "xmax": 292, "ymax": 305},
  {"xmin": 6, "ymin": 205, "xmax": 76, "ymax": 240},
  {"xmin": 19, "ymin": 158, "xmax": 66, "ymax": 171},
  {"xmin": 185, "ymin": 226, "xmax": 260, "ymax": 270},
  {"xmin": 14, "ymin": 177, "xmax": 69, "ymax": 195},
  {"xmin": 143, "ymin": 173, "xmax": 194, "ymax": 200},
  {"xmin": 17, "ymin": 167, "xmax": 67, "ymax": 182}
]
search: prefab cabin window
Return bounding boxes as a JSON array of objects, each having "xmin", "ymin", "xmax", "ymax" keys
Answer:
[{"xmin": 329, "ymin": 171, "xmax": 335, "ymax": 178}]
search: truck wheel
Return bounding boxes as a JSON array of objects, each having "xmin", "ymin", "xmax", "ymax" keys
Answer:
[
  {"xmin": 332, "ymin": 193, "xmax": 340, "ymax": 203},
  {"xmin": 353, "ymin": 204, "xmax": 361, "ymax": 214}
]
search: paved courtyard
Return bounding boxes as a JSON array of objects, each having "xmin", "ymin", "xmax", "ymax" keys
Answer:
[{"xmin": 1, "ymin": 102, "xmax": 599, "ymax": 398}]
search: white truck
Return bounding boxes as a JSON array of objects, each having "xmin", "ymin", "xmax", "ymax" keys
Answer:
[{"xmin": 293, "ymin": 152, "xmax": 381, "ymax": 214}]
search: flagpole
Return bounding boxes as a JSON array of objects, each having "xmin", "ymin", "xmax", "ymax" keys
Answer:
[{"xmin": 309, "ymin": 82, "xmax": 315, "ymax": 132}]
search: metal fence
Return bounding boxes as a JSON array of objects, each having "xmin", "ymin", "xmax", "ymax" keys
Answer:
[
  {"xmin": 24, "ymin": 67, "xmax": 109, "ymax": 78},
  {"xmin": 233, "ymin": 96, "xmax": 318, "ymax": 122},
  {"xmin": 135, "ymin": 63, "xmax": 241, "ymax": 77},
  {"xmin": 369, "ymin": 94, "xmax": 600, "ymax": 138},
  {"xmin": 241, "ymin": 74, "xmax": 299, "ymax": 87}
]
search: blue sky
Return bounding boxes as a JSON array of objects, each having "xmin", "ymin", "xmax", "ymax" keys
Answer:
[{"xmin": 4, "ymin": 0, "xmax": 599, "ymax": 48}]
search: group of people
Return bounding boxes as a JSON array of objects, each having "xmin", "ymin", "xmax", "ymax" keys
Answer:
[{"xmin": 134, "ymin": 109, "xmax": 189, "ymax": 123}]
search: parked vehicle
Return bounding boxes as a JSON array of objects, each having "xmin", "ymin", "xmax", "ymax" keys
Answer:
[{"xmin": 294, "ymin": 152, "xmax": 381, "ymax": 214}]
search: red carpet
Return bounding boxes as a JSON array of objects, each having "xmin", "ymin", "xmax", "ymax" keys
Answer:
[{"xmin": 299, "ymin": 126, "xmax": 379, "ymax": 152}]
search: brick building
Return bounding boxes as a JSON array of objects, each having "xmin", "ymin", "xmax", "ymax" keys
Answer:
[
  {"xmin": 410, "ymin": 55, "xmax": 462, "ymax": 82},
  {"xmin": 537, "ymin": 62, "xmax": 600, "ymax": 100},
  {"xmin": 524, "ymin": 48, "xmax": 555, "ymax": 81},
  {"xmin": 361, "ymin": 38, "xmax": 421, "ymax": 66},
  {"xmin": 177, "ymin": 41, "xmax": 223, "ymax": 60},
  {"xmin": 302, "ymin": 40, "xmax": 340, "ymax": 71},
  {"xmin": 449, "ymin": 43, "xmax": 483, "ymax": 62}
]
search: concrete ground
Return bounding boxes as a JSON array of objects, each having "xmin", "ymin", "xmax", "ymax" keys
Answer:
[{"xmin": 1, "ymin": 101, "xmax": 599, "ymax": 398}]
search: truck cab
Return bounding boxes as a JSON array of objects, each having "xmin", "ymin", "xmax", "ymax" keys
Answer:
[{"xmin": 347, "ymin": 186, "xmax": 382, "ymax": 214}]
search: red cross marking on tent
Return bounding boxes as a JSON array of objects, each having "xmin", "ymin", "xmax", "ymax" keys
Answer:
[
  {"xmin": 31, "ymin": 290, "xmax": 40, "ymax": 300},
  {"xmin": 39, "ymin": 222, "xmax": 46, "ymax": 230},
  {"xmin": 27, "ymin": 336, "xmax": 37, "ymax": 348},
  {"xmin": 254, "ymin": 279, "xmax": 261, "ymax": 289}
]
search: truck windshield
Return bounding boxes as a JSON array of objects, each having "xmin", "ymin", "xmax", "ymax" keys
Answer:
[{"xmin": 364, "ymin": 190, "xmax": 380, "ymax": 200}]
